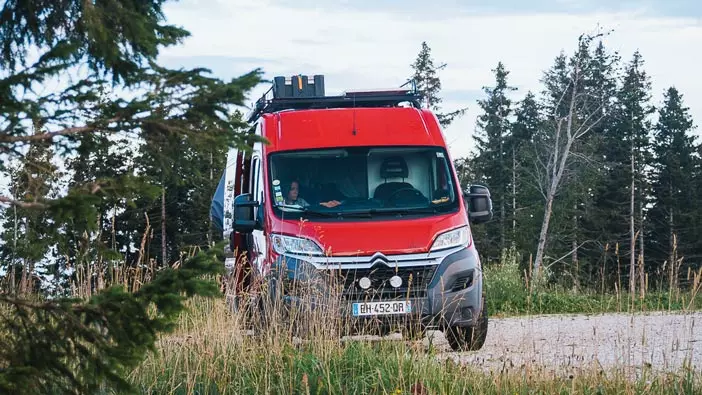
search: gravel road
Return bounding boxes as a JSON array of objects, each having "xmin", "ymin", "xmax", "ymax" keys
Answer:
[{"xmin": 429, "ymin": 311, "xmax": 701, "ymax": 376}]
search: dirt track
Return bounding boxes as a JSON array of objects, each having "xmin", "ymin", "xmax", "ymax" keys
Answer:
[{"xmin": 429, "ymin": 311, "xmax": 701, "ymax": 376}]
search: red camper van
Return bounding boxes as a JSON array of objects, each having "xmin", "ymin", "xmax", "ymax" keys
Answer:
[{"xmin": 210, "ymin": 75, "xmax": 493, "ymax": 351}]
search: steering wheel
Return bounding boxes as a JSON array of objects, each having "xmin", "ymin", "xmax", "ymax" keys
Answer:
[{"xmin": 386, "ymin": 187, "xmax": 425, "ymax": 205}]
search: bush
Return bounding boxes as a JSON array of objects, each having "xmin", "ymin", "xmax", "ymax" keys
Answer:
[{"xmin": 484, "ymin": 257, "xmax": 702, "ymax": 317}]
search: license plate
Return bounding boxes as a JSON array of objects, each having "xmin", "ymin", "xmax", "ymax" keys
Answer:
[{"xmin": 352, "ymin": 301, "xmax": 411, "ymax": 316}]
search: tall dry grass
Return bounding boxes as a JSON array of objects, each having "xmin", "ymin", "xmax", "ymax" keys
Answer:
[
  {"xmin": 122, "ymin": 295, "xmax": 701, "ymax": 394},
  {"xmin": 485, "ymin": 243, "xmax": 702, "ymax": 318},
  {"xmin": 3, "ymin": 220, "xmax": 701, "ymax": 394}
]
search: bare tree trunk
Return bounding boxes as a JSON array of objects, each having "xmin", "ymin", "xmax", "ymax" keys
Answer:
[
  {"xmin": 161, "ymin": 185, "xmax": 167, "ymax": 266},
  {"xmin": 638, "ymin": 199, "xmax": 645, "ymax": 297},
  {"xmin": 512, "ymin": 147, "xmax": 517, "ymax": 248},
  {"xmin": 629, "ymin": 146, "xmax": 636, "ymax": 297},
  {"xmin": 668, "ymin": 180, "xmax": 675, "ymax": 290},
  {"xmin": 500, "ymin": 136, "xmax": 505, "ymax": 256},
  {"xmin": 533, "ymin": 125, "xmax": 576, "ymax": 273},
  {"xmin": 534, "ymin": 194, "xmax": 554, "ymax": 274},
  {"xmin": 499, "ymin": 95, "xmax": 506, "ymax": 256},
  {"xmin": 533, "ymin": 107, "xmax": 580, "ymax": 273},
  {"xmin": 572, "ymin": 204, "xmax": 579, "ymax": 290},
  {"xmin": 602, "ymin": 244, "xmax": 609, "ymax": 294},
  {"xmin": 11, "ymin": 204, "xmax": 17, "ymax": 293},
  {"xmin": 532, "ymin": 34, "xmax": 604, "ymax": 274},
  {"xmin": 20, "ymin": 259, "xmax": 28, "ymax": 295}
]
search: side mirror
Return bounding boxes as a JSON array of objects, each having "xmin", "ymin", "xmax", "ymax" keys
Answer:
[
  {"xmin": 233, "ymin": 193, "xmax": 259, "ymax": 234},
  {"xmin": 463, "ymin": 185, "xmax": 493, "ymax": 224}
]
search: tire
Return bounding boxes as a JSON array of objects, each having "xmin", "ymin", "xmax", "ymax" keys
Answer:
[
  {"xmin": 445, "ymin": 296, "xmax": 488, "ymax": 352},
  {"xmin": 253, "ymin": 277, "xmax": 310, "ymax": 340}
]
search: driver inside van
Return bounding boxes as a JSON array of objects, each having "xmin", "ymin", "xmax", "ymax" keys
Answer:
[{"xmin": 285, "ymin": 180, "xmax": 341, "ymax": 208}]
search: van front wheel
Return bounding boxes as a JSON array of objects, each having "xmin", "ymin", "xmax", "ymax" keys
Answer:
[{"xmin": 445, "ymin": 296, "xmax": 488, "ymax": 352}]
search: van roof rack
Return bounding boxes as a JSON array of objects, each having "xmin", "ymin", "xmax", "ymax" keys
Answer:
[{"xmin": 245, "ymin": 75, "xmax": 423, "ymax": 123}]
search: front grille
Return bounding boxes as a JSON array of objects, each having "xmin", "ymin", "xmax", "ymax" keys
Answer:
[{"xmin": 334, "ymin": 264, "xmax": 438, "ymax": 300}]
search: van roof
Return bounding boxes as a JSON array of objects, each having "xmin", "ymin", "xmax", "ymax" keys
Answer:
[{"xmin": 260, "ymin": 107, "xmax": 447, "ymax": 153}]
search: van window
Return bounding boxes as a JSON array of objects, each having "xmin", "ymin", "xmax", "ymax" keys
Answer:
[{"xmin": 268, "ymin": 146, "xmax": 459, "ymax": 220}]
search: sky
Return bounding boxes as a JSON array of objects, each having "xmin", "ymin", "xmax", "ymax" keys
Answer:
[{"xmin": 156, "ymin": 0, "xmax": 702, "ymax": 161}]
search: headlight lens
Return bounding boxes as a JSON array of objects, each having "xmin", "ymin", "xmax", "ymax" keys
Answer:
[
  {"xmin": 430, "ymin": 226, "xmax": 470, "ymax": 251},
  {"xmin": 271, "ymin": 234, "xmax": 323, "ymax": 256}
]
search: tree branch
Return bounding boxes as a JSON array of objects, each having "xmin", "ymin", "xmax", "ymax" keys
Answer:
[
  {"xmin": 0, "ymin": 196, "xmax": 47, "ymax": 209},
  {"xmin": 0, "ymin": 117, "xmax": 121, "ymax": 144}
]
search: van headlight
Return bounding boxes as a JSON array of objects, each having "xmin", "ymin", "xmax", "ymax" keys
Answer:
[
  {"xmin": 430, "ymin": 226, "xmax": 470, "ymax": 251},
  {"xmin": 271, "ymin": 234, "xmax": 324, "ymax": 256}
]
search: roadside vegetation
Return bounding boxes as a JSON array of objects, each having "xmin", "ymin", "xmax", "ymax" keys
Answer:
[
  {"xmin": 484, "ymin": 252, "xmax": 702, "ymax": 317},
  {"xmin": 126, "ymin": 295, "xmax": 701, "ymax": 395},
  {"xmin": 2, "ymin": 1, "xmax": 702, "ymax": 394}
]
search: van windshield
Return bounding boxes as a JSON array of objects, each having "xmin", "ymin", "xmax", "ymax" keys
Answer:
[{"xmin": 268, "ymin": 146, "xmax": 459, "ymax": 220}]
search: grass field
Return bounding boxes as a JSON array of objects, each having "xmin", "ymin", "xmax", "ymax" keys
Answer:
[{"xmin": 125, "ymin": 294, "xmax": 702, "ymax": 395}]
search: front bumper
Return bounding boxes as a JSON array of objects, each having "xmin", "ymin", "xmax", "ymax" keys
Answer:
[{"xmin": 268, "ymin": 245, "xmax": 483, "ymax": 333}]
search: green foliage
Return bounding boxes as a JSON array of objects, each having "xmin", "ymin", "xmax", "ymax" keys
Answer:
[
  {"xmin": 1, "ymin": 0, "xmax": 263, "ymax": 290},
  {"xmin": 461, "ymin": 32, "xmax": 701, "ymax": 292},
  {"xmin": 470, "ymin": 62, "xmax": 517, "ymax": 263},
  {"xmin": 647, "ymin": 87, "xmax": 700, "ymax": 281},
  {"xmin": 410, "ymin": 41, "xmax": 466, "ymax": 128},
  {"xmin": 484, "ymin": 260, "xmax": 702, "ymax": 317},
  {"xmin": 0, "ymin": 0, "xmax": 261, "ymax": 392},
  {"xmin": 0, "ymin": 244, "xmax": 225, "ymax": 395},
  {"xmin": 0, "ymin": 0, "xmax": 189, "ymax": 82},
  {"xmin": 508, "ymin": 92, "xmax": 544, "ymax": 268}
]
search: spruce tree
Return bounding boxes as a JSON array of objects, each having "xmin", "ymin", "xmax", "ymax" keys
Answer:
[
  {"xmin": 471, "ymin": 62, "xmax": 516, "ymax": 263},
  {"xmin": 60, "ymin": 128, "xmax": 137, "ymax": 296},
  {"xmin": 508, "ymin": 91, "xmax": 544, "ymax": 269},
  {"xmin": 580, "ymin": 50, "xmax": 653, "ymax": 294},
  {"xmin": 648, "ymin": 87, "xmax": 698, "ymax": 290},
  {"xmin": 0, "ymin": 139, "xmax": 62, "ymax": 295},
  {"xmin": 578, "ymin": 41, "xmax": 623, "ymax": 290},
  {"xmin": 0, "ymin": 1, "xmax": 262, "ymax": 392},
  {"xmin": 410, "ymin": 41, "xmax": 467, "ymax": 127},
  {"xmin": 618, "ymin": 51, "xmax": 654, "ymax": 296}
]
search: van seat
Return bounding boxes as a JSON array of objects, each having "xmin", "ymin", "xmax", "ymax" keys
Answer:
[{"xmin": 373, "ymin": 156, "xmax": 414, "ymax": 200}]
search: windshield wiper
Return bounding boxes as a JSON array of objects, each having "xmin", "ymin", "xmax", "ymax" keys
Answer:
[
  {"xmin": 369, "ymin": 207, "xmax": 439, "ymax": 215},
  {"xmin": 276, "ymin": 204, "xmax": 338, "ymax": 217},
  {"xmin": 334, "ymin": 210, "xmax": 372, "ymax": 218}
]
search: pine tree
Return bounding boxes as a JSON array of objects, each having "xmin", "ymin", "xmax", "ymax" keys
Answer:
[
  {"xmin": 471, "ymin": 62, "xmax": 516, "ymax": 262},
  {"xmin": 410, "ymin": 41, "xmax": 467, "ymax": 127},
  {"xmin": 60, "ymin": 128, "xmax": 137, "ymax": 296},
  {"xmin": 508, "ymin": 91, "xmax": 544, "ymax": 269},
  {"xmin": 563, "ymin": 41, "xmax": 618, "ymax": 288},
  {"xmin": 0, "ymin": 138, "xmax": 62, "ymax": 294},
  {"xmin": 617, "ymin": 51, "xmax": 654, "ymax": 296},
  {"xmin": 648, "ymin": 87, "xmax": 698, "ymax": 290},
  {"xmin": 0, "ymin": 1, "xmax": 262, "ymax": 392},
  {"xmin": 578, "ymin": 41, "xmax": 623, "ymax": 290},
  {"xmin": 115, "ymin": 76, "xmax": 254, "ymax": 268}
]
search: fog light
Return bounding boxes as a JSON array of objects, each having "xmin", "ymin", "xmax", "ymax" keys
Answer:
[
  {"xmin": 389, "ymin": 275, "xmax": 402, "ymax": 288},
  {"xmin": 359, "ymin": 277, "xmax": 371, "ymax": 289}
]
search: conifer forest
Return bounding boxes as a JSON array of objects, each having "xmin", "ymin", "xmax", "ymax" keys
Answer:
[{"xmin": 0, "ymin": 1, "xmax": 700, "ymax": 394}]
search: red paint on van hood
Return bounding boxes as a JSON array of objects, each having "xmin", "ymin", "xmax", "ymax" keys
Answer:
[{"xmin": 270, "ymin": 212, "xmax": 469, "ymax": 256}]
